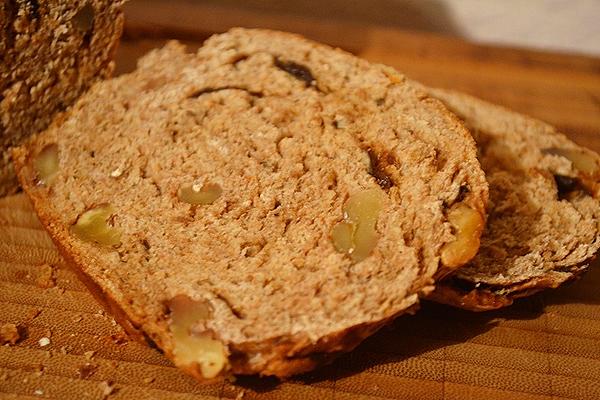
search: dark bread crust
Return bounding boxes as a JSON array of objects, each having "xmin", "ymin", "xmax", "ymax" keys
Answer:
[
  {"xmin": 227, "ymin": 305, "xmax": 419, "ymax": 377},
  {"xmin": 429, "ymin": 276, "xmax": 567, "ymax": 312},
  {"xmin": 428, "ymin": 256, "xmax": 594, "ymax": 311}
]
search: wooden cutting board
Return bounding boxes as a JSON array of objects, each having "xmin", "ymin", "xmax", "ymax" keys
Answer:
[{"xmin": 1, "ymin": 2, "xmax": 600, "ymax": 399}]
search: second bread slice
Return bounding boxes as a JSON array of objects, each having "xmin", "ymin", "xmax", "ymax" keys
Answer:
[{"xmin": 427, "ymin": 88, "xmax": 600, "ymax": 310}]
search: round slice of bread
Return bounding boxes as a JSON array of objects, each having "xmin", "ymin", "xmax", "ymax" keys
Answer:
[
  {"xmin": 12, "ymin": 29, "xmax": 487, "ymax": 380},
  {"xmin": 425, "ymin": 88, "xmax": 600, "ymax": 311}
]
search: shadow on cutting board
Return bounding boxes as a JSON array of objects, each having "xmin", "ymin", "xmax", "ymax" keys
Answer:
[
  {"xmin": 235, "ymin": 258, "xmax": 600, "ymax": 393},
  {"xmin": 233, "ymin": 302, "xmax": 535, "ymax": 393},
  {"xmin": 541, "ymin": 256, "xmax": 600, "ymax": 307}
]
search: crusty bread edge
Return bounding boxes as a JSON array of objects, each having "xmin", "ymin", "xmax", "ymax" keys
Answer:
[{"xmin": 428, "ymin": 251, "xmax": 595, "ymax": 312}]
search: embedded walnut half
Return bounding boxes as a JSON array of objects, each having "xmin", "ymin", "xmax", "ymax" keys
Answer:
[
  {"xmin": 440, "ymin": 203, "xmax": 484, "ymax": 269},
  {"xmin": 331, "ymin": 188, "xmax": 384, "ymax": 262},
  {"xmin": 70, "ymin": 205, "xmax": 121, "ymax": 247},
  {"xmin": 544, "ymin": 147, "xmax": 598, "ymax": 175},
  {"xmin": 33, "ymin": 144, "xmax": 59, "ymax": 185},
  {"xmin": 178, "ymin": 183, "xmax": 222, "ymax": 205},
  {"xmin": 544, "ymin": 147, "xmax": 600, "ymax": 196},
  {"xmin": 168, "ymin": 295, "xmax": 228, "ymax": 379}
]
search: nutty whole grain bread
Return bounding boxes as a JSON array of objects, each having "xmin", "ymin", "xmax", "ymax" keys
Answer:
[
  {"xmin": 0, "ymin": 0, "xmax": 126, "ymax": 197},
  {"xmin": 426, "ymin": 88, "xmax": 600, "ymax": 311},
  {"xmin": 13, "ymin": 29, "xmax": 487, "ymax": 380}
]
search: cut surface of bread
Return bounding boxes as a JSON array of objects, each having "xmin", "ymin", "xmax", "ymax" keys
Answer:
[
  {"xmin": 0, "ymin": 0, "xmax": 126, "ymax": 196},
  {"xmin": 13, "ymin": 29, "xmax": 487, "ymax": 380},
  {"xmin": 426, "ymin": 88, "xmax": 600, "ymax": 311}
]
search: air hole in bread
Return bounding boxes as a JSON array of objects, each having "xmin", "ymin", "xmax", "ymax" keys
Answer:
[
  {"xmin": 188, "ymin": 86, "xmax": 263, "ymax": 99},
  {"xmin": 73, "ymin": 3, "xmax": 94, "ymax": 44},
  {"xmin": 141, "ymin": 239, "xmax": 151, "ymax": 261},
  {"xmin": 455, "ymin": 185, "xmax": 470, "ymax": 202},
  {"xmin": 367, "ymin": 148, "xmax": 394, "ymax": 190},
  {"xmin": 4, "ymin": 0, "xmax": 19, "ymax": 50},
  {"xmin": 332, "ymin": 114, "xmax": 351, "ymax": 129},
  {"xmin": 283, "ymin": 219, "xmax": 292, "ymax": 234},
  {"xmin": 241, "ymin": 241, "xmax": 265, "ymax": 258},
  {"xmin": 24, "ymin": 0, "xmax": 40, "ymax": 20},
  {"xmin": 327, "ymin": 174, "xmax": 338, "ymax": 190},
  {"xmin": 553, "ymin": 174, "xmax": 585, "ymax": 200},
  {"xmin": 272, "ymin": 200, "xmax": 281, "ymax": 211},
  {"xmin": 230, "ymin": 53, "xmax": 249, "ymax": 67}
]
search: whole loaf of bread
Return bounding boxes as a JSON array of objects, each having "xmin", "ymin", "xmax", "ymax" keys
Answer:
[{"xmin": 0, "ymin": 0, "xmax": 126, "ymax": 196}]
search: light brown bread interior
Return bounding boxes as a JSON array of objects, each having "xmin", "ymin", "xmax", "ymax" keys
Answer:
[
  {"xmin": 425, "ymin": 88, "xmax": 600, "ymax": 311},
  {"xmin": 0, "ymin": 0, "xmax": 126, "ymax": 196},
  {"xmin": 13, "ymin": 29, "xmax": 487, "ymax": 379}
]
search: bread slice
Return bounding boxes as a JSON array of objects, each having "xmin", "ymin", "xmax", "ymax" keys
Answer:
[
  {"xmin": 13, "ymin": 28, "xmax": 487, "ymax": 380},
  {"xmin": 0, "ymin": 0, "xmax": 126, "ymax": 197},
  {"xmin": 425, "ymin": 88, "xmax": 600, "ymax": 311}
]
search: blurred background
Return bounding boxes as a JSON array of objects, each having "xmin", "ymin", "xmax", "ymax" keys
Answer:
[
  {"xmin": 120, "ymin": 0, "xmax": 600, "ymax": 151},
  {"xmin": 124, "ymin": 0, "xmax": 600, "ymax": 56}
]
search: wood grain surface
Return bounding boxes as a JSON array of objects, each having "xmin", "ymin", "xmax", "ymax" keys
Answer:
[{"xmin": 1, "ymin": 2, "xmax": 600, "ymax": 399}]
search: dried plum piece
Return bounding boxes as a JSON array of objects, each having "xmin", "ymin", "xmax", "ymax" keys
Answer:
[
  {"xmin": 367, "ymin": 148, "xmax": 394, "ymax": 190},
  {"xmin": 456, "ymin": 184, "xmax": 470, "ymax": 202},
  {"xmin": 274, "ymin": 58, "xmax": 316, "ymax": 87},
  {"xmin": 554, "ymin": 174, "xmax": 580, "ymax": 200}
]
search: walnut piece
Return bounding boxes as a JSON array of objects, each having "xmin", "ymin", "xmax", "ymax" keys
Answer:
[
  {"xmin": 383, "ymin": 67, "xmax": 405, "ymax": 84},
  {"xmin": 178, "ymin": 183, "xmax": 222, "ymax": 205},
  {"xmin": 440, "ymin": 203, "xmax": 484, "ymax": 269},
  {"xmin": 169, "ymin": 295, "xmax": 228, "ymax": 379},
  {"xmin": 0, "ymin": 323, "xmax": 20, "ymax": 345},
  {"xmin": 70, "ymin": 205, "xmax": 121, "ymax": 247},
  {"xmin": 33, "ymin": 144, "xmax": 59, "ymax": 185},
  {"xmin": 545, "ymin": 147, "xmax": 599, "ymax": 175},
  {"xmin": 331, "ymin": 188, "xmax": 384, "ymax": 262}
]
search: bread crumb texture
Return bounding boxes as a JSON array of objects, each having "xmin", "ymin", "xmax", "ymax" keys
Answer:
[{"xmin": 13, "ymin": 29, "xmax": 487, "ymax": 378}]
